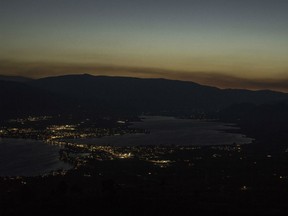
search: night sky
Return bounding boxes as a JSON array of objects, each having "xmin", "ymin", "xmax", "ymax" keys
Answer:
[{"xmin": 1, "ymin": 0, "xmax": 288, "ymax": 91}]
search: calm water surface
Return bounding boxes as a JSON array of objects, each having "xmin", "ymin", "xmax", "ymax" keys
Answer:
[
  {"xmin": 69, "ymin": 116, "xmax": 253, "ymax": 146},
  {"xmin": 0, "ymin": 138, "xmax": 71, "ymax": 176},
  {"xmin": 0, "ymin": 116, "xmax": 253, "ymax": 176}
]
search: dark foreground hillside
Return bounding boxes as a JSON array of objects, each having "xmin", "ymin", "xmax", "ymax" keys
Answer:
[{"xmin": 1, "ymin": 145, "xmax": 288, "ymax": 216}]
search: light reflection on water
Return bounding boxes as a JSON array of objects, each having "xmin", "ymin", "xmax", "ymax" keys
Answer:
[
  {"xmin": 69, "ymin": 116, "xmax": 253, "ymax": 146},
  {"xmin": 0, "ymin": 138, "xmax": 71, "ymax": 177},
  {"xmin": 0, "ymin": 116, "xmax": 253, "ymax": 176}
]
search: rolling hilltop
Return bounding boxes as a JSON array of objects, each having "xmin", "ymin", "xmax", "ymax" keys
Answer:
[
  {"xmin": 1, "ymin": 74, "xmax": 288, "ymax": 119},
  {"xmin": 30, "ymin": 74, "xmax": 288, "ymax": 114}
]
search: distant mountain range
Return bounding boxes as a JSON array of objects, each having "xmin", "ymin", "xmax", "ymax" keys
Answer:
[
  {"xmin": 1, "ymin": 74, "xmax": 288, "ymax": 119},
  {"xmin": 0, "ymin": 80, "xmax": 72, "ymax": 120}
]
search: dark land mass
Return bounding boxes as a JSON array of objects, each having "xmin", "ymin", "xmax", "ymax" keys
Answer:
[
  {"xmin": 0, "ymin": 75, "xmax": 33, "ymax": 83},
  {"xmin": 1, "ymin": 145, "xmax": 288, "ymax": 216},
  {"xmin": 0, "ymin": 80, "xmax": 76, "ymax": 120},
  {"xmin": 30, "ymin": 74, "xmax": 288, "ymax": 115},
  {"xmin": 1, "ymin": 74, "xmax": 288, "ymax": 215},
  {"xmin": 1, "ymin": 74, "xmax": 288, "ymax": 120},
  {"xmin": 219, "ymin": 101, "xmax": 288, "ymax": 152}
]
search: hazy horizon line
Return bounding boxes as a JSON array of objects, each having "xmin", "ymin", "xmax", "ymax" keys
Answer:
[{"xmin": 1, "ymin": 60, "xmax": 287, "ymax": 93}]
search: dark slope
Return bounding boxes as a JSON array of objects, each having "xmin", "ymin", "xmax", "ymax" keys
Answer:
[
  {"xmin": 30, "ymin": 74, "xmax": 221, "ymax": 114},
  {"xmin": 219, "ymin": 101, "xmax": 288, "ymax": 150},
  {"xmin": 2, "ymin": 74, "xmax": 287, "ymax": 120},
  {"xmin": 0, "ymin": 80, "xmax": 70, "ymax": 120},
  {"xmin": 30, "ymin": 74, "xmax": 288, "ymax": 115},
  {"xmin": 0, "ymin": 75, "xmax": 33, "ymax": 83}
]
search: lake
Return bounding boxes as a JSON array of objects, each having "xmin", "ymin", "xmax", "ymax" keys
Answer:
[
  {"xmin": 0, "ymin": 138, "xmax": 71, "ymax": 177},
  {"xmin": 68, "ymin": 116, "xmax": 253, "ymax": 146},
  {"xmin": 0, "ymin": 116, "xmax": 253, "ymax": 176}
]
